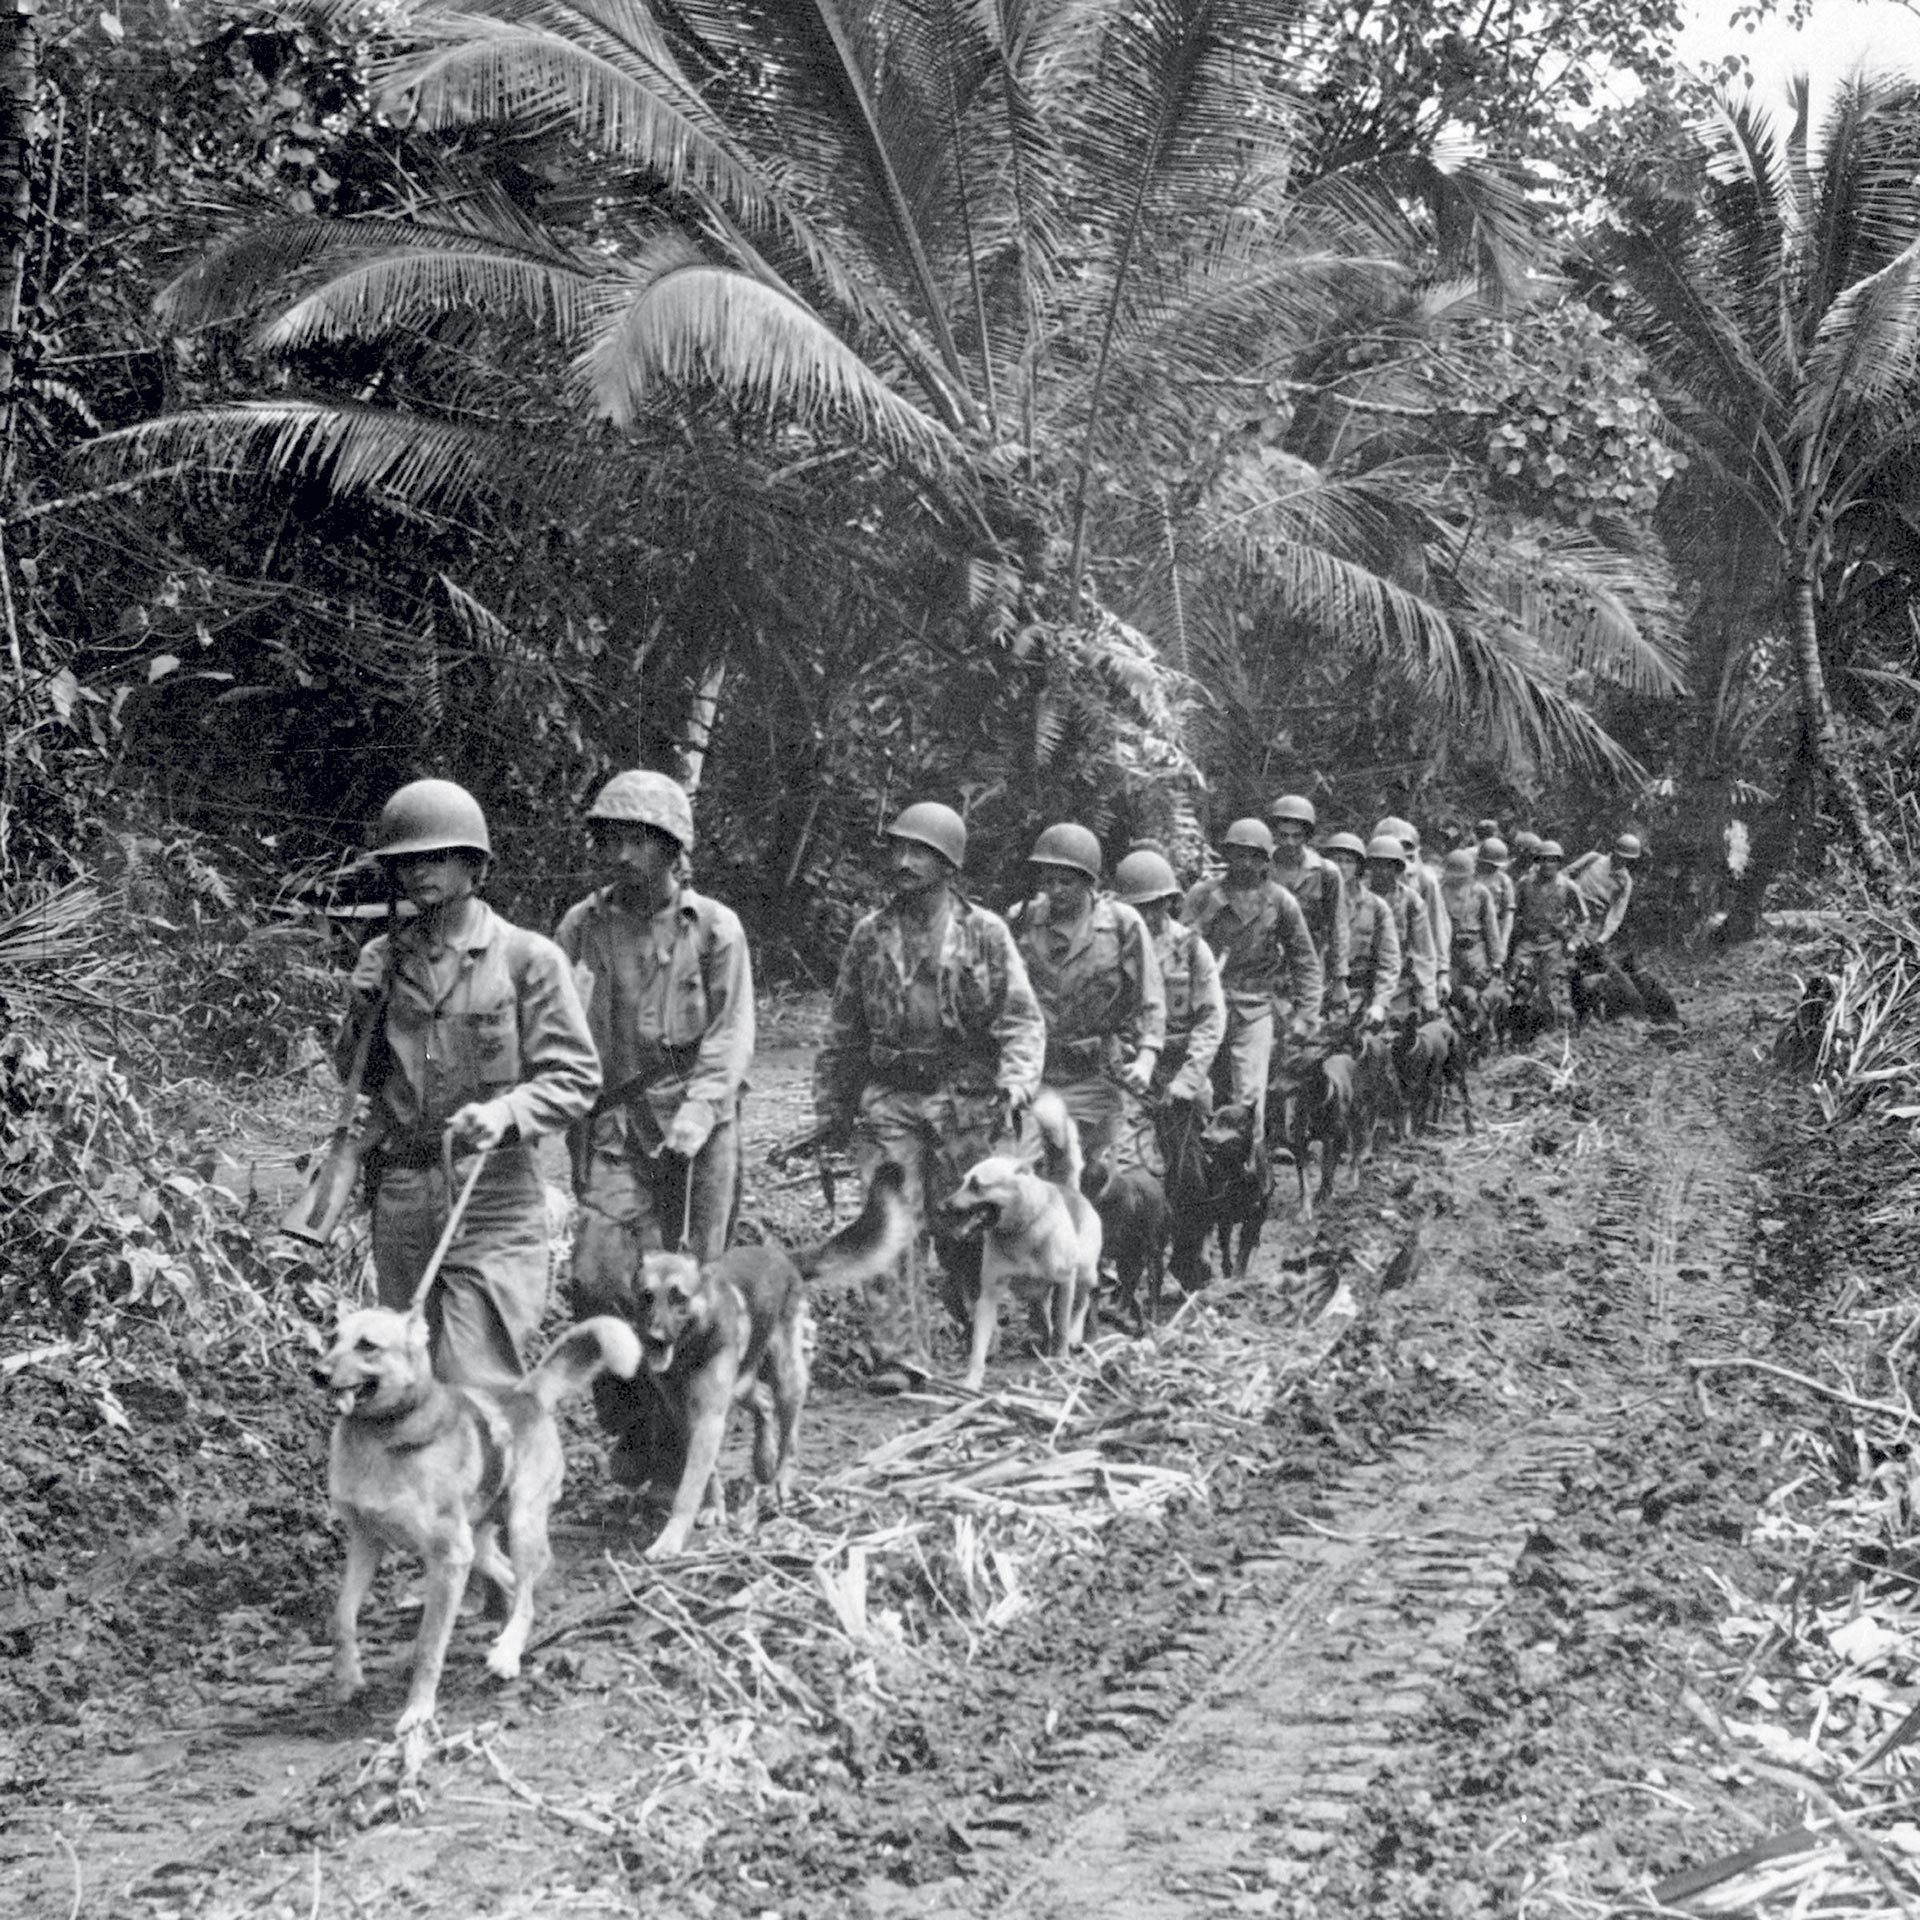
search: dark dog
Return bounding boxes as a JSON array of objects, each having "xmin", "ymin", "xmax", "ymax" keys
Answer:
[
  {"xmin": 1570, "ymin": 946, "xmax": 1645, "ymax": 1029},
  {"xmin": 1353, "ymin": 1030, "xmax": 1404, "ymax": 1161},
  {"xmin": 1394, "ymin": 1017, "xmax": 1474, "ymax": 1135},
  {"xmin": 1620, "ymin": 953, "xmax": 1683, "ymax": 1026},
  {"xmin": 1172, "ymin": 1099, "xmax": 1270, "ymax": 1283},
  {"xmin": 1082, "ymin": 1161, "xmax": 1171, "ymax": 1331},
  {"xmin": 1288, "ymin": 1049, "xmax": 1357, "ymax": 1219},
  {"xmin": 1504, "ymin": 952, "xmax": 1559, "ymax": 1045}
]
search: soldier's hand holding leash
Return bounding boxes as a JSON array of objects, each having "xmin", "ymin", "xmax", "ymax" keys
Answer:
[
  {"xmin": 1119, "ymin": 1052, "xmax": 1157, "ymax": 1097},
  {"xmin": 994, "ymin": 1084, "xmax": 1030, "ymax": 1140},
  {"xmin": 447, "ymin": 1099, "xmax": 515, "ymax": 1153}
]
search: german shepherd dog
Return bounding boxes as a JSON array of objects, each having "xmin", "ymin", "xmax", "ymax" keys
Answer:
[
  {"xmin": 322, "ymin": 1311, "xmax": 641, "ymax": 1732},
  {"xmin": 630, "ymin": 1162, "xmax": 915, "ymax": 1559},
  {"xmin": 1081, "ymin": 1159, "xmax": 1171, "ymax": 1332},
  {"xmin": 1288, "ymin": 1047, "xmax": 1357, "ymax": 1219},
  {"xmin": 943, "ymin": 1091, "xmax": 1103, "ymax": 1389}
]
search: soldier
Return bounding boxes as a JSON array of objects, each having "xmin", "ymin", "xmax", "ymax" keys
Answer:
[
  {"xmin": 1321, "ymin": 832, "xmax": 1401, "ymax": 1030},
  {"xmin": 1373, "ymin": 815, "xmax": 1452, "ymax": 1006},
  {"xmin": 1111, "ymin": 848, "xmax": 1225, "ymax": 1165},
  {"xmin": 556, "ymin": 771, "xmax": 755, "ymax": 1476},
  {"xmin": 1508, "ymin": 837, "xmax": 1587, "ymax": 1006},
  {"xmin": 816, "ymin": 802, "xmax": 1045, "ymax": 1393},
  {"xmin": 1182, "ymin": 818, "xmax": 1323, "ymax": 1126},
  {"xmin": 336, "ymin": 779, "xmax": 600, "ymax": 1390},
  {"xmin": 1563, "ymin": 832, "xmax": 1644, "ymax": 949},
  {"xmin": 1010, "ymin": 822, "xmax": 1165, "ymax": 1161},
  {"xmin": 1441, "ymin": 846, "xmax": 1503, "ymax": 989},
  {"xmin": 1267, "ymin": 794, "xmax": 1350, "ymax": 1023},
  {"xmin": 1478, "ymin": 836, "xmax": 1516, "ymax": 958},
  {"xmin": 1363, "ymin": 833, "xmax": 1439, "ymax": 1023}
]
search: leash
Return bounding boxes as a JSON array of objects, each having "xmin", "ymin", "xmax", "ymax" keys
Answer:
[{"xmin": 407, "ymin": 1145, "xmax": 492, "ymax": 1316}]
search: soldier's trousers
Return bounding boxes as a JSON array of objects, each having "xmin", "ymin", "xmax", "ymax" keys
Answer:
[
  {"xmin": 853, "ymin": 1085, "xmax": 1000, "ymax": 1370},
  {"xmin": 571, "ymin": 1109, "xmax": 740, "ymax": 1440},
  {"xmin": 1211, "ymin": 1007, "xmax": 1274, "ymax": 1129},
  {"xmin": 372, "ymin": 1145, "xmax": 548, "ymax": 1392}
]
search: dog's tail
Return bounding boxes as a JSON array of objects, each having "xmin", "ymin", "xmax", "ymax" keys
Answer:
[
  {"xmin": 518, "ymin": 1315, "xmax": 643, "ymax": 1412},
  {"xmin": 799, "ymin": 1159, "xmax": 914, "ymax": 1289},
  {"xmin": 1027, "ymin": 1087, "xmax": 1084, "ymax": 1191}
]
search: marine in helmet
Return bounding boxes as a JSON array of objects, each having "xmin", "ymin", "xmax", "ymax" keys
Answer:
[
  {"xmin": 815, "ymin": 802, "xmax": 1045, "ymax": 1393},
  {"xmin": 1111, "ymin": 847, "xmax": 1226, "ymax": 1167},
  {"xmin": 1011, "ymin": 821, "xmax": 1166, "ymax": 1161},
  {"xmin": 1507, "ymin": 836, "xmax": 1586, "ymax": 1015},
  {"xmin": 1320, "ymin": 833, "xmax": 1402, "ymax": 1029},
  {"xmin": 1181, "ymin": 817, "xmax": 1324, "ymax": 1125},
  {"xmin": 554, "ymin": 769, "xmax": 756, "ymax": 1475},
  {"xmin": 1359, "ymin": 833, "xmax": 1438, "ymax": 1023},
  {"xmin": 1372, "ymin": 815, "xmax": 1453, "ymax": 1007},
  {"xmin": 1266, "ymin": 793, "xmax": 1350, "ymax": 1023},
  {"xmin": 1476, "ymin": 836, "xmax": 1516, "ymax": 958},
  {"xmin": 1562, "ymin": 832, "xmax": 1644, "ymax": 950},
  {"xmin": 1439, "ymin": 845, "xmax": 1502, "ymax": 990},
  {"xmin": 334, "ymin": 778, "xmax": 601, "ymax": 1390}
]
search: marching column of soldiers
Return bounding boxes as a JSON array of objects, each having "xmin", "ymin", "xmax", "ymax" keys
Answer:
[{"xmin": 338, "ymin": 776, "xmax": 1643, "ymax": 1399}]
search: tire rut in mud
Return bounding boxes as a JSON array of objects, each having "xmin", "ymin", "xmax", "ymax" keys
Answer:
[{"xmin": 948, "ymin": 1034, "xmax": 1759, "ymax": 1920}]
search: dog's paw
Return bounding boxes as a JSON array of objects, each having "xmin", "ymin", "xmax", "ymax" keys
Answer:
[
  {"xmin": 331, "ymin": 1660, "xmax": 365, "ymax": 1704},
  {"xmin": 485, "ymin": 1644, "xmax": 523, "ymax": 1682},
  {"xmin": 644, "ymin": 1524, "xmax": 690, "ymax": 1562},
  {"xmin": 394, "ymin": 1700, "xmax": 437, "ymax": 1735}
]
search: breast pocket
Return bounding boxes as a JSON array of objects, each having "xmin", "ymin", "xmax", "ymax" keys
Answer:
[{"xmin": 442, "ymin": 996, "xmax": 521, "ymax": 1095}]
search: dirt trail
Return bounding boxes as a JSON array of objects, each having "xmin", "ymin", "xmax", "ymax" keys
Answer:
[{"xmin": 2, "ymin": 950, "xmax": 1818, "ymax": 1918}]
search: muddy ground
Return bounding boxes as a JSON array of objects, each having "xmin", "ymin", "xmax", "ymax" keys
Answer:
[{"xmin": 0, "ymin": 941, "xmax": 1891, "ymax": 1918}]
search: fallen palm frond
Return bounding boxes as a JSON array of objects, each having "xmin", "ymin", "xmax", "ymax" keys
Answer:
[{"xmin": 0, "ymin": 879, "xmax": 124, "ymax": 1002}]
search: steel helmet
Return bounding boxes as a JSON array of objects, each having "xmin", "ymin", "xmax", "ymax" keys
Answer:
[
  {"xmin": 588, "ymin": 770, "xmax": 694, "ymax": 851},
  {"xmin": 1267, "ymin": 794, "xmax": 1317, "ymax": 830},
  {"xmin": 1113, "ymin": 849, "xmax": 1180, "ymax": 905},
  {"xmin": 1365, "ymin": 834, "xmax": 1411, "ymax": 867},
  {"xmin": 886, "ymin": 801, "xmax": 966, "ymax": 868},
  {"xmin": 375, "ymin": 779, "xmax": 491, "ymax": 861},
  {"xmin": 1443, "ymin": 848, "xmax": 1478, "ymax": 878},
  {"xmin": 1321, "ymin": 831, "xmax": 1368, "ymax": 863},
  {"xmin": 1220, "ymin": 817, "xmax": 1276, "ymax": 855},
  {"xmin": 1535, "ymin": 837, "xmax": 1565, "ymax": 860},
  {"xmin": 1029, "ymin": 822, "xmax": 1102, "ymax": 881},
  {"xmin": 1512, "ymin": 830, "xmax": 1542, "ymax": 856},
  {"xmin": 1613, "ymin": 831, "xmax": 1644, "ymax": 862},
  {"xmin": 1478, "ymin": 836, "xmax": 1510, "ymax": 868},
  {"xmin": 1372, "ymin": 814, "xmax": 1419, "ymax": 851},
  {"xmin": 1475, "ymin": 818, "xmax": 1501, "ymax": 840}
]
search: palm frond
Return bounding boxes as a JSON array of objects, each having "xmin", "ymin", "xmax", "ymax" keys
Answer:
[{"xmin": 579, "ymin": 240, "xmax": 959, "ymax": 463}]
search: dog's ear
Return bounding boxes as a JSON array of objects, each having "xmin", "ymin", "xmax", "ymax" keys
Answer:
[{"xmin": 403, "ymin": 1309, "xmax": 431, "ymax": 1355}]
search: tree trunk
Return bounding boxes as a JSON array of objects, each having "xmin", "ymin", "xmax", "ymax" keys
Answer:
[
  {"xmin": 677, "ymin": 659, "xmax": 727, "ymax": 798},
  {"xmin": 1790, "ymin": 563, "xmax": 1891, "ymax": 884},
  {"xmin": 0, "ymin": 0, "xmax": 34, "ymax": 504}
]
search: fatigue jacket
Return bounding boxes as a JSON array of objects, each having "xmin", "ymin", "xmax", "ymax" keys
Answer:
[
  {"xmin": 815, "ymin": 890, "xmax": 1045, "ymax": 1116},
  {"xmin": 1153, "ymin": 918, "xmax": 1226, "ymax": 1101},
  {"xmin": 1181, "ymin": 876, "xmax": 1324, "ymax": 1025},
  {"xmin": 1344, "ymin": 889, "xmax": 1403, "ymax": 1019},
  {"xmin": 338, "ymin": 898, "xmax": 600, "ymax": 1150},
  {"xmin": 1442, "ymin": 878, "xmax": 1503, "ymax": 976},
  {"xmin": 1388, "ymin": 881, "xmax": 1439, "ymax": 1010},
  {"xmin": 554, "ymin": 884, "xmax": 754, "ymax": 1142},
  {"xmin": 1563, "ymin": 852, "xmax": 1634, "ymax": 945},
  {"xmin": 1012, "ymin": 892, "xmax": 1166, "ymax": 1081},
  {"xmin": 1412, "ymin": 861, "xmax": 1453, "ymax": 994},
  {"xmin": 1512, "ymin": 871, "xmax": 1588, "ymax": 947},
  {"xmin": 1483, "ymin": 867, "xmax": 1516, "ymax": 954},
  {"xmin": 1272, "ymin": 850, "xmax": 1350, "ymax": 1014}
]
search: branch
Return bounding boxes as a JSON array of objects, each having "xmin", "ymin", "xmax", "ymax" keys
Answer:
[{"xmin": 1686, "ymin": 1354, "xmax": 1910, "ymax": 1422}]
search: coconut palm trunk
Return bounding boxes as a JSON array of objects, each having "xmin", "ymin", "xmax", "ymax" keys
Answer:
[
  {"xmin": 0, "ymin": 0, "xmax": 32, "ymax": 500},
  {"xmin": 1789, "ymin": 562, "xmax": 1890, "ymax": 882}
]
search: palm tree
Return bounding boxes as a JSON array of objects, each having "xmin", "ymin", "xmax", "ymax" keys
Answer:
[
  {"xmin": 96, "ymin": 0, "xmax": 1678, "ymax": 794},
  {"xmin": 1601, "ymin": 75, "xmax": 1920, "ymax": 884}
]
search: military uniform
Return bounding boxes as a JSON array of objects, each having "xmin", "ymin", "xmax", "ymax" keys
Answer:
[
  {"xmin": 1343, "ymin": 888, "xmax": 1403, "ymax": 1025},
  {"xmin": 1113, "ymin": 916, "xmax": 1225, "ymax": 1172},
  {"xmin": 1441, "ymin": 877, "xmax": 1503, "ymax": 985},
  {"xmin": 1012, "ymin": 892, "xmax": 1166, "ymax": 1158},
  {"xmin": 817, "ymin": 893, "xmax": 1045, "ymax": 1371},
  {"xmin": 1509, "ymin": 871, "xmax": 1587, "ymax": 1005},
  {"xmin": 340, "ymin": 898, "xmax": 600, "ymax": 1389},
  {"xmin": 1411, "ymin": 861, "xmax": 1453, "ymax": 1003},
  {"xmin": 1272, "ymin": 849, "xmax": 1351, "ymax": 1021},
  {"xmin": 1482, "ymin": 865, "xmax": 1516, "ymax": 955},
  {"xmin": 1181, "ymin": 876, "xmax": 1322, "ymax": 1120},
  {"xmin": 1386, "ymin": 883, "xmax": 1439, "ymax": 1021},
  {"xmin": 1563, "ymin": 852, "xmax": 1634, "ymax": 947}
]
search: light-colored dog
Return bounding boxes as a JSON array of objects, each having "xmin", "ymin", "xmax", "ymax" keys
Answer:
[
  {"xmin": 632, "ymin": 1161, "xmax": 915, "ymax": 1559},
  {"xmin": 943, "ymin": 1090, "xmax": 1103, "ymax": 1390},
  {"xmin": 322, "ymin": 1308, "xmax": 640, "ymax": 1732}
]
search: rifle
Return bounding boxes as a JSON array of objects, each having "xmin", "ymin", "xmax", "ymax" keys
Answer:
[
  {"xmin": 280, "ymin": 897, "xmax": 396, "ymax": 1247},
  {"xmin": 766, "ymin": 1120, "xmax": 846, "ymax": 1218}
]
